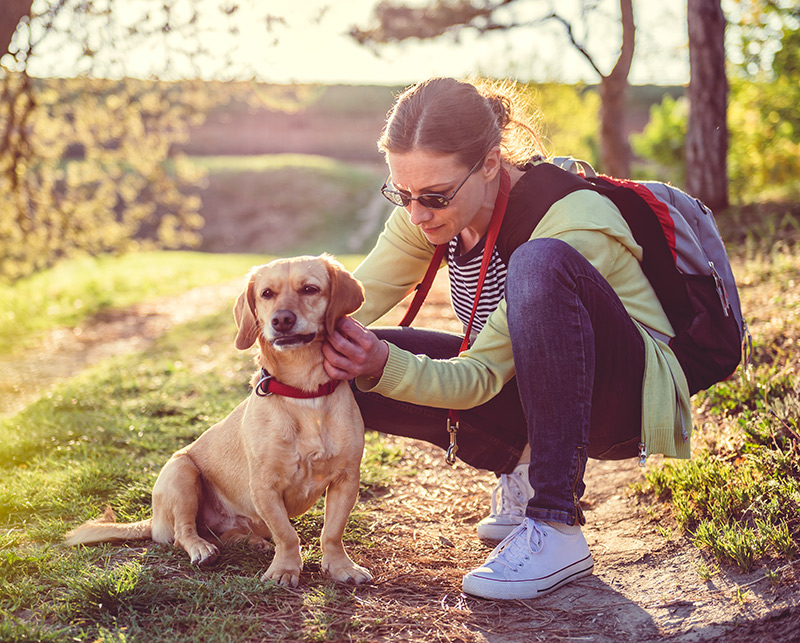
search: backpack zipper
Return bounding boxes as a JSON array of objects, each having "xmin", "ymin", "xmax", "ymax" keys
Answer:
[{"xmin": 709, "ymin": 261, "xmax": 731, "ymax": 316}]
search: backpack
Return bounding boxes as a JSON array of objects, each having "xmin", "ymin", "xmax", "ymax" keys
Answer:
[{"xmin": 512, "ymin": 158, "xmax": 749, "ymax": 395}]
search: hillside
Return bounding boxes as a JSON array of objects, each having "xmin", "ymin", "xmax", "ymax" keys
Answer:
[{"xmin": 182, "ymin": 82, "xmax": 683, "ymax": 162}]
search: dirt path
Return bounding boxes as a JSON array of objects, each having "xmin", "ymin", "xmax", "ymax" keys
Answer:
[
  {"xmin": 0, "ymin": 278, "xmax": 243, "ymax": 417},
  {"xmin": 362, "ymin": 435, "xmax": 800, "ymax": 641},
  {"xmin": 3, "ymin": 273, "xmax": 799, "ymax": 641}
]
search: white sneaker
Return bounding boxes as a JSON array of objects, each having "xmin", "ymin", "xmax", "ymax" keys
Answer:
[
  {"xmin": 476, "ymin": 463, "xmax": 535, "ymax": 543},
  {"xmin": 462, "ymin": 518, "xmax": 594, "ymax": 600}
]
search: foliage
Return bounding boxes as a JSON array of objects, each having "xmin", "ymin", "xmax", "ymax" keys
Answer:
[
  {"xmin": 0, "ymin": 75, "xmax": 210, "ymax": 282},
  {"xmin": 630, "ymin": 2, "xmax": 800, "ymax": 199},
  {"xmin": 725, "ymin": 0, "xmax": 800, "ymax": 80},
  {"xmin": 530, "ymin": 82, "xmax": 600, "ymax": 165},
  {"xmin": 633, "ymin": 78, "xmax": 799, "ymax": 201},
  {"xmin": 727, "ymin": 77, "xmax": 800, "ymax": 201},
  {"xmin": 0, "ymin": 1, "xmax": 292, "ymax": 283}
]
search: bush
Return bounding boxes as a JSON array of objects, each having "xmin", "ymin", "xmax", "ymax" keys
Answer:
[
  {"xmin": 728, "ymin": 77, "xmax": 800, "ymax": 202},
  {"xmin": 631, "ymin": 95, "xmax": 688, "ymax": 186},
  {"xmin": 531, "ymin": 82, "xmax": 601, "ymax": 165}
]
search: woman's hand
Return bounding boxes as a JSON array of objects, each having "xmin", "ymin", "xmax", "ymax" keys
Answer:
[{"xmin": 323, "ymin": 317, "xmax": 389, "ymax": 381}]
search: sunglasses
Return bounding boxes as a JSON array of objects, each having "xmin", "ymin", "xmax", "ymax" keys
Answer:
[{"xmin": 380, "ymin": 158, "xmax": 483, "ymax": 210}]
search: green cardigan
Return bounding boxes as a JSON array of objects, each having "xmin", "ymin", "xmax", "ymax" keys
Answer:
[{"xmin": 352, "ymin": 186, "xmax": 693, "ymax": 461}]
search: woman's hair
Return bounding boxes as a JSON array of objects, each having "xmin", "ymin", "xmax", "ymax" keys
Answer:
[{"xmin": 377, "ymin": 77, "xmax": 546, "ymax": 168}]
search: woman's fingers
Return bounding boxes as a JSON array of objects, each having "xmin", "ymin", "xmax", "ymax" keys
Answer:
[{"xmin": 323, "ymin": 317, "xmax": 388, "ymax": 380}]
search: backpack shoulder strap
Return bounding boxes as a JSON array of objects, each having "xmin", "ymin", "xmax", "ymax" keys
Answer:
[
  {"xmin": 585, "ymin": 176, "xmax": 693, "ymax": 331},
  {"xmin": 550, "ymin": 156, "xmax": 598, "ymax": 178},
  {"xmin": 496, "ymin": 163, "xmax": 592, "ymax": 265}
]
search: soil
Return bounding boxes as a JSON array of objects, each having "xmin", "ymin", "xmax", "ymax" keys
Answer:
[{"xmin": 4, "ymin": 275, "xmax": 800, "ymax": 641}]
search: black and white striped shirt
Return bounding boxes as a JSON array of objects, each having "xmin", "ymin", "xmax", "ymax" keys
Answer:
[{"xmin": 447, "ymin": 236, "xmax": 508, "ymax": 337}]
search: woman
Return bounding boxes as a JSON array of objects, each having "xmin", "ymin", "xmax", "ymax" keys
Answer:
[{"xmin": 322, "ymin": 77, "xmax": 692, "ymax": 600}]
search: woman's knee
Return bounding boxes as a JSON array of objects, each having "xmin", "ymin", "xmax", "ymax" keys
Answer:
[
  {"xmin": 506, "ymin": 238, "xmax": 584, "ymax": 302},
  {"xmin": 508, "ymin": 238, "xmax": 582, "ymax": 274}
]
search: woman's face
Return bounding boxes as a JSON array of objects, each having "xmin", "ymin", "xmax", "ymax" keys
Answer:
[{"xmin": 385, "ymin": 149, "xmax": 496, "ymax": 246}]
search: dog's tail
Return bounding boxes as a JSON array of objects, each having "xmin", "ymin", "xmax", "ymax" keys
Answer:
[{"xmin": 64, "ymin": 506, "xmax": 152, "ymax": 546}]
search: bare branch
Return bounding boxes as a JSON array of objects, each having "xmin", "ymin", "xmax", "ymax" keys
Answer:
[
  {"xmin": 350, "ymin": 0, "xmax": 519, "ymax": 45},
  {"xmin": 546, "ymin": 11, "xmax": 604, "ymax": 78}
]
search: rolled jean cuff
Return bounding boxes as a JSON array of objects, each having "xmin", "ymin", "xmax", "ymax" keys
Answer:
[{"xmin": 525, "ymin": 506, "xmax": 585, "ymax": 527}]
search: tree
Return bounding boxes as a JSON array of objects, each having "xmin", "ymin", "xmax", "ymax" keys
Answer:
[
  {"xmin": 0, "ymin": 1, "xmax": 283, "ymax": 282},
  {"xmin": 686, "ymin": 0, "xmax": 728, "ymax": 211},
  {"xmin": 350, "ymin": 0, "xmax": 636, "ymax": 177},
  {"xmin": 0, "ymin": 0, "xmax": 31, "ymax": 57},
  {"xmin": 632, "ymin": 0, "xmax": 799, "ymax": 203}
]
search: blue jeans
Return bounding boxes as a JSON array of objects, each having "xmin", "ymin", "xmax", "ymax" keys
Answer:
[
  {"xmin": 506, "ymin": 239, "xmax": 644, "ymax": 525},
  {"xmin": 354, "ymin": 238, "xmax": 644, "ymax": 526}
]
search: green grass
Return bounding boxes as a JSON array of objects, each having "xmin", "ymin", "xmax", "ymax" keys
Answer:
[
  {"xmin": 0, "ymin": 251, "xmax": 270, "ymax": 357},
  {"xmin": 189, "ymin": 153, "xmax": 368, "ymax": 175}
]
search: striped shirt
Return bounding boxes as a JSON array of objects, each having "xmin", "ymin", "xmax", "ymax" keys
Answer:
[{"xmin": 447, "ymin": 235, "xmax": 508, "ymax": 337}]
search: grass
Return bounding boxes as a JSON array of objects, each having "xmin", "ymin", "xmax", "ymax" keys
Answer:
[
  {"xmin": 189, "ymin": 154, "xmax": 389, "ymax": 257},
  {"xmin": 0, "ymin": 251, "xmax": 269, "ymax": 357},
  {"xmin": 189, "ymin": 153, "xmax": 368, "ymax": 175}
]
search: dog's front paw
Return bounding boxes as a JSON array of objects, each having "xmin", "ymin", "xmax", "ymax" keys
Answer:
[
  {"xmin": 187, "ymin": 540, "xmax": 219, "ymax": 566},
  {"xmin": 323, "ymin": 556, "xmax": 373, "ymax": 585},
  {"xmin": 261, "ymin": 556, "xmax": 302, "ymax": 587}
]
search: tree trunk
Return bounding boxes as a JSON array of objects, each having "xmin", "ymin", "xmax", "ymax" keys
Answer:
[
  {"xmin": 1, "ymin": 0, "xmax": 33, "ymax": 57},
  {"xmin": 686, "ymin": 0, "xmax": 729, "ymax": 211},
  {"xmin": 598, "ymin": 0, "xmax": 635, "ymax": 178}
]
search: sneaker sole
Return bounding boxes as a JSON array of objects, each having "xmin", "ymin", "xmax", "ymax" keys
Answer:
[{"xmin": 461, "ymin": 555, "xmax": 594, "ymax": 600}]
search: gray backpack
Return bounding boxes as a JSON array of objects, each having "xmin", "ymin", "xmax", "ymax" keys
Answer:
[{"xmin": 521, "ymin": 158, "xmax": 749, "ymax": 395}]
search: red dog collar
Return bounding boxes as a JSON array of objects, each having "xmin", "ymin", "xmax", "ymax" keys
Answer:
[{"xmin": 255, "ymin": 369, "xmax": 340, "ymax": 399}]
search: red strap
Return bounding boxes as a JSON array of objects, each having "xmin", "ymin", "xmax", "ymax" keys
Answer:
[
  {"xmin": 447, "ymin": 168, "xmax": 511, "ymax": 446},
  {"xmin": 400, "ymin": 168, "xmax": 512, "ymax": 329},
  {"xmin": 399, "ymin": 243, "xmax": 448, "ymax": 327},
  {"xmin": 393, "ymin": 167, "xmax": 512, "ymax": 465},
  {"xmin": 255, "ymin": 369, "xmax": 340, "ymax": 399},
  {"xmin": 456, "ymin": 167, "xmax": 511, "ymax": 353}
]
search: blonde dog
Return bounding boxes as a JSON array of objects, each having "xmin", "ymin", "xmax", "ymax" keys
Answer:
[{"xmin": 65, "ymin": 255, "xmax": 371, "ymax": 587}]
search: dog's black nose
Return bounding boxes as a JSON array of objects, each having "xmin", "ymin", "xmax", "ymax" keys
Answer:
[{"xmin": 271, "ymin": 310, "xmax": 297, "ymax": 332}]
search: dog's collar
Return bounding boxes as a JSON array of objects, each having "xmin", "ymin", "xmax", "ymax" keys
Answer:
[{"xmin": 255, "ymin": 368, "xmax": 340, "ymax": 399}]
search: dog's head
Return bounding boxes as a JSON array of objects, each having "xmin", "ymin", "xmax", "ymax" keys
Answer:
[{"xmin": 233, "ymin": 255, "xmax": 365, "ymax": 351}]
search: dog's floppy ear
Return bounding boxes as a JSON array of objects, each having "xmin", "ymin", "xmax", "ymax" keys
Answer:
[
  {"xmin": 233, "ymin": 272, "xmax": 260, "ymax": 350},
  {"xmin": 324, "ymin": 256, "xmax": 365, "ymax": 336}
]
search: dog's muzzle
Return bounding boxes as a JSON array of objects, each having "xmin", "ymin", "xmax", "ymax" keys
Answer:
[{"xmin": 270, "ymin": 332, "xmax": 317, "ymax": 348}]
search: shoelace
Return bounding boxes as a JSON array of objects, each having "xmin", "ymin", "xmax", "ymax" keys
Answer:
[
  {"xmin": 487, "ymin": 519, "xmax": 545, "ymax": 572},
  {"xmin": 490, "ymin": 470, "xmax": 529, "ymax": 517}
]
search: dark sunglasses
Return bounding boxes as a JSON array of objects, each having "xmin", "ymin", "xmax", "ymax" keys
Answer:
[{"xmin": 380, "ymin": 158, "xmax": 483, "ymax": 210}]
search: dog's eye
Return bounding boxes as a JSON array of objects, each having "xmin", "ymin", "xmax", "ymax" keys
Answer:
[
  {"xmin": 301, "ymin": 285, "xmax": 321, "ymax": 295},
  {"xmin": 260, "ymin": 288, "xmax": 275, "ymax": 299}
]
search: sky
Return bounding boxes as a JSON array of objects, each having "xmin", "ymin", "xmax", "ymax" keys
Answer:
[
  {"xmin": 23, "ymin": 0, "xmax": 691, "ymax": 86},
  {"xmin": 252, "ymin": 0, "xmax": 690, "ymax": 86}
]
